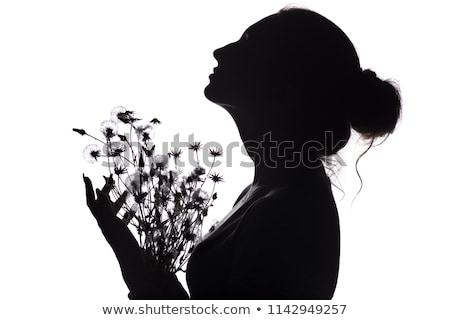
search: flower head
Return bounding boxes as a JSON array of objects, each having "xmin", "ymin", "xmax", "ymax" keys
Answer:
[
  {"xmin": 154, "ymin": 154, "xmax": 169, "ymax": 169},
  {"xmin": 111, "ymin": 106, "xmax": 141, "ymax": 124},
  {"xmin": 114, "ymin": 165, "xmax": 127, "ymax": 175},
  {"xmin": 135, "ymin": 123, "xmax": 154, "ymax": 144},
  {"xmin": 83, "ymin": 144, "xmax": 102, "ymax": 163},
  {"xmin": 208, "ymin": 147, "xmax": 223, "ymax": 157},
  {"xmin": 209, "ymin": 172, "xmax": 224, "ymax": 183},
  {"xmin": 125, "ymin": 172, "xmax": 148, "ymax": 194},
  {"xmin": 191, "ymin": 188, "xmax": 209, "ymax": 204},
  {"xmin": 100, "ymin": 120, "xmax": 118, "ymax": 139},
  {"xmin": 168, "ymin": 148, "xmax": 183, "ymax": 159},
  {"xmin": 150, "ymin": 118, "xmax": 161, "ymax": 125},
  {"xmin": 107, "ymin": 141, "xmax": 127, "ymax": 156},
  {"xmin": 188, "ymin": 142, "xmax": 202, "ymax": 152},
  {"xmin": 110, "ymin": 106, "xmax": 127, "ymax": 121},
  {"xmin": 118, "ymin": 111, "xmax": 140, "ymax": 124},
  {"xmin": 72, "ymin": 128, "xmax": 86, "ymax": 136},
  {"xmin": 193, "ymin": 166, "xmax": 206, "ymax": 176}
]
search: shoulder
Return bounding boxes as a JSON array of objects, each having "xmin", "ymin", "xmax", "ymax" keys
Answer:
[
  {"xmin": 232, "ymin": 184, "xmax": 252, "ymax": 207},
  {"xmin": 248, "ymin": 181, "xmax": 335, "ymax": 218},
  {"xmin": 236, "ymin": 183, "xmax": 337, "ymax": 240}
]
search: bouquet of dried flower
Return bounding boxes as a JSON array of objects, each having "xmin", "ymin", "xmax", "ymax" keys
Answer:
[{"xmin": 73, "ymin": 106, "xmax": 223, "ymax": 273}]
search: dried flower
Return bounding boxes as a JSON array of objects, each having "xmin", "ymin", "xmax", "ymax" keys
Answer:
[
  {"xmin": 168, "ymin": 148, "xmax": 183, "ymax": 159},
  {"xmin": 188, "ymin": 141, "xmax": 202, "ymax": 152},
  {"xmin": 111, "ymin": 106, "xmax": 141, "ymax": 124},
  {"xmin": 154, "ymin": 154, "xmax": 169, "ymax": 169},
  {"xmin": 114, "ymin": 165, "xmax": 127, "ymax": 175},
  {"xmin": 110, "ymin": 106, "xmax": 127, "ymax": 121},
  {"xmin": 209, "ymin": 172, "xmax": 224, "ymax": 183},
  {"xmin": 208, "ymin": 147, "xmax": 223, "ymax": 157},
  {"xmin": 193, "ymin": 166, "xmax": 206, "ymax": 176},
  {"xmin": 192, "ymin": 188, "xmax": 209, "ymax": 204},
  {"xmin": 100, "ymin": 120, "xmax": 118, "ymax": 139},
  {"xmin": 118, "ymin": 111, "xmax": 140, "ymax": 124},
  {"xmin": 83, "ymin": 144, "xmax": 102, "ymax": 163},
  {"xmin": 135, "ymin": 123, "xmax": 154, "ymax": 144},
  {"xmin": 72, "ymin": 128, "xmax": 86, "ymax": 136},
  {"xmin": 125, "ymin": 172, "xmax": 148, "ymax": 194},
  {"xmin": 107, "ymin": 141, "xmax": 127, "ymax": 156}
]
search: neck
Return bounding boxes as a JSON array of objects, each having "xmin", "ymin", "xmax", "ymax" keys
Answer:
[{"xmin": 227, "ymin": 107, "xmax": 327, "ymax": 187}]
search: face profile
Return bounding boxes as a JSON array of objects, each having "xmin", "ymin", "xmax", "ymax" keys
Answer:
[
  {"xmin": 204, "ymin": 15, "xmax": 279, "ymax": 110},
  {"xmin": 205, "ymin": 8, "xmax": 400, "ymax": 159}
]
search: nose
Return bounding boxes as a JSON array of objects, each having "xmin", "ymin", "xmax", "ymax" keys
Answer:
[
  {"xmin": 213, "ymin": 41, "xmax": 238, "ymax": 61},
  {"xmin": 213, "ymin": 45, "xmax": 226, "ymax": 61}
]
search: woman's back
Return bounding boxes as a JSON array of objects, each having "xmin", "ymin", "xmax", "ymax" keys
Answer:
[{"xmin": 186, "ymin": 172, "xmax": 340, "ymax": 299}]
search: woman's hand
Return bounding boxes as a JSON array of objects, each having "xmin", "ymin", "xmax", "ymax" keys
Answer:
[
  {"xmin": 84, "ymin": 174, "xmax": 127, "ymax": 222},
  {"xmin": 83, "ymin": 174, "xmax": 189, "ymax": 299}
]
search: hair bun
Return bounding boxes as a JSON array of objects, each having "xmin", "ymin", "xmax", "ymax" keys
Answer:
[{"xmin": 348, "ymin": 68, "xmax": 402, "ymax": 140}]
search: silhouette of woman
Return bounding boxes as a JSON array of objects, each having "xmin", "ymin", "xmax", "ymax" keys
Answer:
[{"xmin": 84, "ymin": 8, "xmax": 401, "ymax": 299}]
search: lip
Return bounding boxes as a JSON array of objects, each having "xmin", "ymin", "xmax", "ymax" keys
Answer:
[{"xmin": 209, "ymin": 68, "xmax": 218, "ymax": 78}]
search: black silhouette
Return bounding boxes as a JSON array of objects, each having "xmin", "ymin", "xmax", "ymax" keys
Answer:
[{"xmin": 84, "ymin": 8, "xmax": 401, "ymax": 299}]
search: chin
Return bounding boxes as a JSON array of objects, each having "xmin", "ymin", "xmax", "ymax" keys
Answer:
[
  {"xmin": 204, "ymin": 81, "xmax": 222, "ymax": 104},
  {"xmin": 204, "ymin": 78, "xmax": 240, "ymax": 109}
]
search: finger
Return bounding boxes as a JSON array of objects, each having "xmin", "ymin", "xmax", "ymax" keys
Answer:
[
  {"xmin": 83, "ymin": 174, "xmax": 96, "ymax": 209},
  {"xmin": 95, "ymin": 188, "xmax": 116, "ymax": 219},
  {"xmin": 112, "ymin": 190, "xmax": 128, "ymax": 215},
  {"xmin": 101, "ymin": 174, "xmax": 114, "ymax": 194},
  {"xmin": 96, "ymin": 188, "xmax": 112, "ymax": 208}
]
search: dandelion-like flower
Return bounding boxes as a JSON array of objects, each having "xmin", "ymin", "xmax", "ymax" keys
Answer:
[
  {"xmin": 100, "ymin": 120, "xmax": 118, "ymax": 139},
  {"xmin": 188, "ymin": 141, "xmax": 202, "ymax": 152},
  {"xmin": 209, "ymin": 172, "xmax": 224, "ymax": 183},
  {"xmin": 114, "ymin": 165, "xmax": 127, "ymax": 175},
  {"xmin": 168, "ymin": 148, "xmax": 183, "ymax": 159},
  {"xmin": 110, "ymin": 106, "xmax": 127, "ymax": 122},
  {"xmin": 125, "ymin": 172, "xmax": 149, "ymax": 195},
  {"xmin": 119, "ymin": 111, "xmax": 141, "ymax": 124},
  {"xmin": 107, "ymin": 141, "xmax": 127, "ymax": 157},
  {"xmin": 83, "ymin": 144, "xmax": 102, "ymax": 163},
  {"xmin": 191, "ymin": 188, "xmax": 209, "ymax": 204},
  {"xmin": 135, "ymin": 123, "xmax": 154, "ymax": 144},
  {"xmin": 208, "ymin": 147, "xmax": 223, "ymax": 157},
  {"xmin": 154, "ymin": 154, "xmax": 169, "ymax": 169}
]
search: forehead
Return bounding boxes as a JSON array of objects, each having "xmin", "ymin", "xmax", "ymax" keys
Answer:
[{"xmin": 243, "ymin": 14, "xmax": 280, "ymax": 38}]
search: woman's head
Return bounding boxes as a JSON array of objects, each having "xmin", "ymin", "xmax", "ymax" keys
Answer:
[{"xmin": 205, "ymin": 8, "xmax": 401, "ymax": 156}]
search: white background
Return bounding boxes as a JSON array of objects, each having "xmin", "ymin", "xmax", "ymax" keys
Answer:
[{"xmin": 1, "ymin": 0, "xmax": 449, "ymax": 319}]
